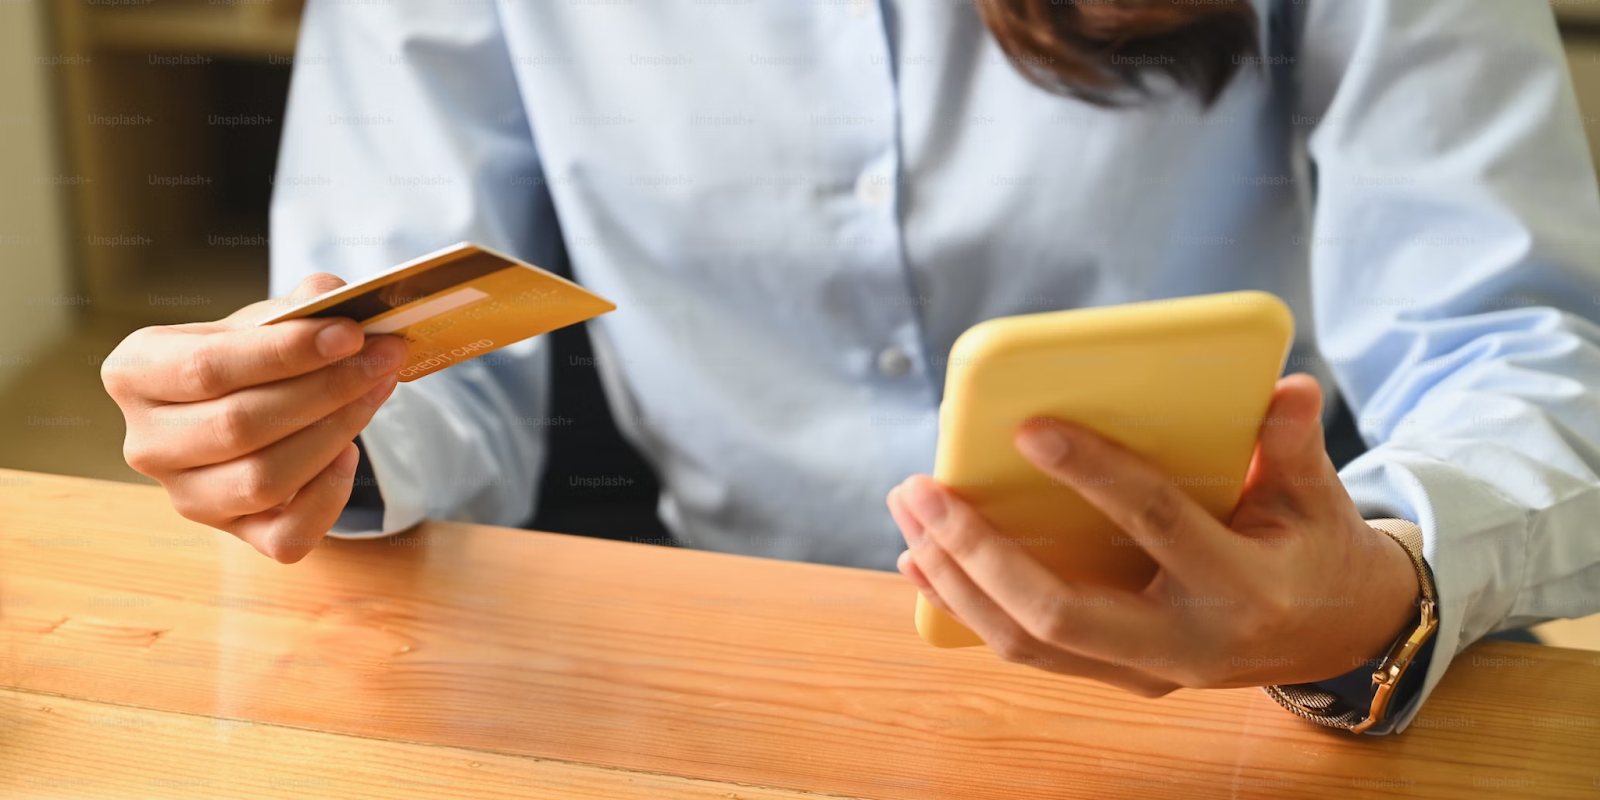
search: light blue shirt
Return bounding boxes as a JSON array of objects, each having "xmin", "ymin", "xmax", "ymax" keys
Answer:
[{"xmin": 270, "ymin": 0, "xmax": 1600, "ymax": 730}]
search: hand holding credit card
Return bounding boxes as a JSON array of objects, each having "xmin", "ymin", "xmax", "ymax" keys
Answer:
[{"xmin": 261, "ymin": 242, "xmax": 616, "ymax": 381}]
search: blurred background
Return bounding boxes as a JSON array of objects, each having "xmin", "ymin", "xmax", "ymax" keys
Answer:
[{"xmin": 1, "ymin": 0, "xmax": 1599, "ymax": 646}]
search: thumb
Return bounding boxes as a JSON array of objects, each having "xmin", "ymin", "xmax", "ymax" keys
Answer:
[
  {"xmin": 285, "ymin": 272, "xmax": 349, "ymax": 303},
  {"xmin": 1257, "ymin": 373, "xmax": 1325, "ymax": 470},
  {"xmin": 224, "ymin": 272, "xmax": 349, "ymax": 328},
  {"xmin": 1239, "ymin": 373, "xmax": 1334, "ymax": 520}
]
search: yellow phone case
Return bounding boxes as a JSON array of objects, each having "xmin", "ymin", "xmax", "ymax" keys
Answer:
[{"xmin": 917, "ymin": 291, "xmax": 1295, "ymax": 648}]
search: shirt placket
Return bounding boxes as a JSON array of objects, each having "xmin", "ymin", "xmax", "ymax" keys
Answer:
[{"xmin": 824, "ymin": 0, "xmax": 940, "ymax": 558}]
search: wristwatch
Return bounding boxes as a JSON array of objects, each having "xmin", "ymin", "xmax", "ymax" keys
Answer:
[{"xmin": 1263, "ymin": 518, "xmax": 1439, "ymax": 734}]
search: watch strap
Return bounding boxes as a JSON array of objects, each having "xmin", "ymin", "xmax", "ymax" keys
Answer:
[{"xmin": 1368, "ymin": 518, "xmax": 1434, "ymax": 603}]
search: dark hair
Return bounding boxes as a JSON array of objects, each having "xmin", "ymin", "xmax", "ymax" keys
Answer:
[{"xmin": 976, "ymin": 0, "xmax": 1262, "ymax": 107}]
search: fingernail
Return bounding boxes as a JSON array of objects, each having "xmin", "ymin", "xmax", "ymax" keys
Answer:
[
  {"xmin": 890, "ymin": 488, "xmax": 925, "ymax": 546},
  {"xmin": 363, "ymin": 374, "xmax": 398, "ymax": 405},
  {"xmin": 1017, "ymin": 427, "xmax": 1070, "ymax": 466},
  {"xmin": 363, "ymin": 338, "xmax": 407, "ymax": 378},
  {"xmin": 905, "ymin": 481, "xmax": 948, "ymax": 526},
  {"xmin": 315, "ymin": 321, "xmax": 363, "ymax": 359}
]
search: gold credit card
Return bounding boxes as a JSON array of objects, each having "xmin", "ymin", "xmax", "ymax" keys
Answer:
[{"xmin": 261, "ymin": 242, "xmax": 615, "ymax": 382}]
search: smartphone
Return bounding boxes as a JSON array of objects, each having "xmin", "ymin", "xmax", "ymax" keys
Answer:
[{"xmin": 916, "ymin": 291, "xmax": 1295, "ymax": 648}]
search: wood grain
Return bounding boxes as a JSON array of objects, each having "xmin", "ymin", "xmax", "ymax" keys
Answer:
[
  {"xmin": 4, "ymin": 469, "xmax": 1600, "ymax": 799},
  {"xmin": 0, "ymin": 688, "xmax": 859, "ymax": 800}
]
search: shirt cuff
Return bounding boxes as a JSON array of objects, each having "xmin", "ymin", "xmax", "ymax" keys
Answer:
[{"xmin": 1337, "ymin": 444, "xmax": 1529, "ymax": 733}]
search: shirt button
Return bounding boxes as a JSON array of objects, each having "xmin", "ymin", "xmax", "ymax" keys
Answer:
[
  {"xmin": 849, "ymin": 0, "xmax": 872, "ymax": 18},
  {"xmin": 855, "ymin": 172, "xmax": 891, "ymax": 208},
  {"xmin": 876, "ymin": 347, "xmax": 914, "ymax": 378}
]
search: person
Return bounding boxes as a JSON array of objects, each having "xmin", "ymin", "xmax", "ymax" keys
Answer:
[{"xmin": 102, "ymin": 0, "xmax": 1600, "ymax": 734}]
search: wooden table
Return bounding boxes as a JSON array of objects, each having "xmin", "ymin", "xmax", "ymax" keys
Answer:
[{"xmin": 3, "ymin": 469, "xmax": 1598, "ymax": 799}]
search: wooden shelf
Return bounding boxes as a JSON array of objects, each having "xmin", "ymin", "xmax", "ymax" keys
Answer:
[
  {"xmin": 1558, "ymin": 2, "xmax": 1600, "ymax": 28},
  {"xmin": 51, "ymin": 0, "xmax": 296, "ymax": 318},
  {"xmin": 86, "ymin": 5, "xmax": 300, "ymax": 61},
  {"xmin": 98, "ymin": 242, "xmax": 270, "ymax": 323}
]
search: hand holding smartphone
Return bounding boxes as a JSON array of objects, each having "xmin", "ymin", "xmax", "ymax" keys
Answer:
[{"xmin": 917, "ymin": 291, "xmax": 1294, "ymax": 647}]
